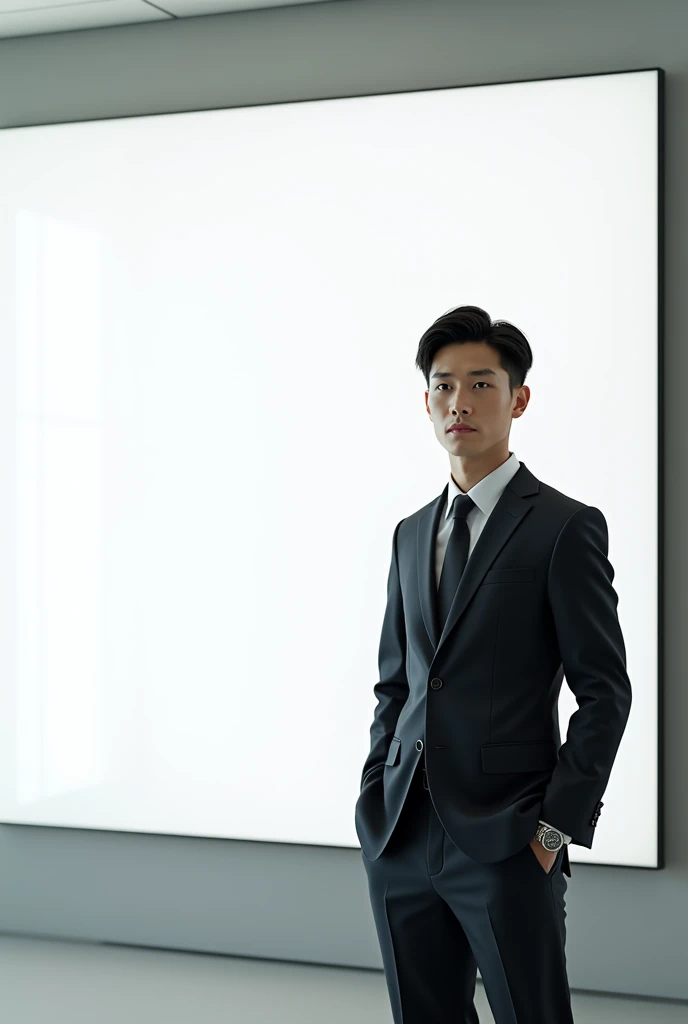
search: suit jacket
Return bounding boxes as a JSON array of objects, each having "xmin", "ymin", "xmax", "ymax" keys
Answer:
[{"xmin": 354, "ymin": 460, "xmax": 632, "ymax": 878}]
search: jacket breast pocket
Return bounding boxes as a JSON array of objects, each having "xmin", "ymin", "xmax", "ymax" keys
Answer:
[
  {"xmin": 481, "ymin": 566, "xmax": 536, "ymax": 585},
  {"xmin": 385, "ymin": 737, "xmax": 401, "ymax": 766},
  {"xmin": 481, "ymin": 741, "xmax": 557, "ymax": 773}
]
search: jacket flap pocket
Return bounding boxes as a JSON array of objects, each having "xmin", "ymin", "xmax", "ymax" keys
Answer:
[
  {"xmin": 481, "ymin": 741, "xmax": 557, "ymax": 773},
  {"xmin": 385, "ymin": 737, "xmax": 401, "ymax": 766},
  {"xmin": 482, "ymin": 567, "xmax": 535, "ymax": 585}
]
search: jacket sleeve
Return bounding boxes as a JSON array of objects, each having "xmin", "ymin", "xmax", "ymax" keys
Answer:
[
  {"xmin": 540, "ymin": 505, "xmax": 632, "ymax": 847},
  {"xmin": 360, "ymin": 518, "xmax": 409, "ymax": 790}
]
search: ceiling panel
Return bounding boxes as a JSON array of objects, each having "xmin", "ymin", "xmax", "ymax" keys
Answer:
[
  {"xmin": 0, "ymin": 0, "xmax": 344, "ymax": 41},
  {"xmin": 160, "ymin": 0, "xmax": 338, "ymax": 12},
  {"xmin": 0, "ymin": 1, "xmax": 170, "ymax": 40},
  {"xmin": 0, "ymin": 0, "xmax": 126, "ymax": 10}
]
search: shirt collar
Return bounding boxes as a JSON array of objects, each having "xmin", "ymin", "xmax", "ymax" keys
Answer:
[{"xmin": 446, "ymin": 451, "xmax": 521, "ymax": 519}]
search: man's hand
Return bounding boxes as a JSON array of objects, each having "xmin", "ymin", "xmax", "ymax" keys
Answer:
[{"xmin": 529, "ymin": 835, "xmax": 559, "ymax": 874}]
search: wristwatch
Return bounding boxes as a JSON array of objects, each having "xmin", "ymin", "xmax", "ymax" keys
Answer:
[{"xmin": 534, "ymin": 822, "xmax": 565, "ymax": 852}]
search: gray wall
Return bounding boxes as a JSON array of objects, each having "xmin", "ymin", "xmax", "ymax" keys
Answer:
[{"xmin": 0, "ymin": 0, "xmax": 684, "ymax": 1003}]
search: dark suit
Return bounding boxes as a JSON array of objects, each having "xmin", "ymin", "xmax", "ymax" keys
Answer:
[{"xmin": 354, "ymin": 459, "xmax": 631, "ymax": 1023}]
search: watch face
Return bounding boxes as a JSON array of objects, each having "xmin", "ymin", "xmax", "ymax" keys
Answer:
[{"xmin": 543, "ymin": 832, "xmax": 562, "ymax": 851}]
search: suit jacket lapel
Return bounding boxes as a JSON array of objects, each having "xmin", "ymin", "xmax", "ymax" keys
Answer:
[{"xmin": 416, "ymin": 461, "xmax": 540, "ymax": 661}]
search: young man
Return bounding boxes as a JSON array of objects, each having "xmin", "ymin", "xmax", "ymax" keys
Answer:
[{"xmin": 354, "ymin": 305, "xmax": 632, "ymax": 1023}]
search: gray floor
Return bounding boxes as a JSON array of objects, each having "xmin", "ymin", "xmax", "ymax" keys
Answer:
[{"xmin": 0, "ymin": 933, "xmax": 686, "ymax": 1022}]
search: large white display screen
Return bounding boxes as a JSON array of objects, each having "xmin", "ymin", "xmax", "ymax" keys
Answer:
[{"xmin": 0, "ymin": 69, "xmax": 660, "ymax": 869}]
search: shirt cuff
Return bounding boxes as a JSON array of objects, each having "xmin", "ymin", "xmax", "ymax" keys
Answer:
[{"xmin": 538, "ymin": 819, "xmax": 572, "ymax": 844}]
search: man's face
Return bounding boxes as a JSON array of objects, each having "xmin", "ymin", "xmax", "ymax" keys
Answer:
[{"xmin": 424, "ymin": 341, "xmax": 529, "ymax": 458}]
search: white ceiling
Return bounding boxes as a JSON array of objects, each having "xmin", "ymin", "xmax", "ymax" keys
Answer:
[{"xmin": 0, "ymin": 0, "xmax": 341, "ymax": 40}]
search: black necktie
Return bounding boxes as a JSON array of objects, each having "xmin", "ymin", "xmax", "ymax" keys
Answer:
[{"xmin": 436, "ymin": 493, "xmax": 476, "ymax": 634}]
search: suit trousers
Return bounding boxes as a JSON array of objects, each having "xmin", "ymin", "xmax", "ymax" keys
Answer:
[{"xmin": 360, "ymin": 756, "xmax": 573, "ymax": 1024}]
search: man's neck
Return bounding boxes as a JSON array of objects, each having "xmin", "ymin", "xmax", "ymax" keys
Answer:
[{"xmin": 449, "ymin": 449, "xmax": 511, "ymax": 493}]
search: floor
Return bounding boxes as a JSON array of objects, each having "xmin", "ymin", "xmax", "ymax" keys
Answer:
[{"xmin": 0, "ymin": 933, "xmax": 686, "ymax": 1022}]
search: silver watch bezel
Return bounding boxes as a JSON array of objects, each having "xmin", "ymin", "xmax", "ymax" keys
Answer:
[{"xmin": 537, "ymin": 824, "xmax": 565, "ymax": 852}]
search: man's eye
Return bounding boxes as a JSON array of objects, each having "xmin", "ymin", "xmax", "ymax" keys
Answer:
[{"xmin": 436, "ymin": 382, "xmax": 490, "ymax": 390}]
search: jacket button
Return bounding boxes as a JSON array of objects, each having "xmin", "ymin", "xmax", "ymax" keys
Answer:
[
  {"xmin": 416, "ymin": 739, "xmax": 424, "ymax": 752},
  {"xmin": 430, "ymin": 678, "xmax": 443, "ymax": 690}
]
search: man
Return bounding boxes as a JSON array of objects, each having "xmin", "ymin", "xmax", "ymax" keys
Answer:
[{"xmin": 354, "ymin": 305, "xmax": 632, "ymax": 1023}]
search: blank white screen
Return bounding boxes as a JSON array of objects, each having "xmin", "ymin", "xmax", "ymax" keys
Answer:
[{"xmin": 0, "ymin": 68, "xmax": 659, "ymax": 868}]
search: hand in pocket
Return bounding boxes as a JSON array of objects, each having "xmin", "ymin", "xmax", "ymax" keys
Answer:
[{"xmin": 528, "ymin": 837, "xmax": 558, "ymax": 874}]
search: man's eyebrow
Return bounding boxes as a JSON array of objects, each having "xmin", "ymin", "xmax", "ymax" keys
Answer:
[{"xmin": 430, "ymin": 368, "xmax": 498, "ymax": 380}]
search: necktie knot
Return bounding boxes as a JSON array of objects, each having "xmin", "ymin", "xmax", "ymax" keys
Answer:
[{"xmin": 450, "ymin": 493, "xmax": 475, "ymax": 521}]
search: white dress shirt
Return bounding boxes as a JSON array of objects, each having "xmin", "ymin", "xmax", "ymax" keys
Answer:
[{"xmin": 435, "ymin": 450, "xmax": 571, "ymax": 846}]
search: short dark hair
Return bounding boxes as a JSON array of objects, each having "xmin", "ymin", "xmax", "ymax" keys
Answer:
[{"xmin": 415, "ymin": 304, "xmax": 533, "ymax": 394}]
